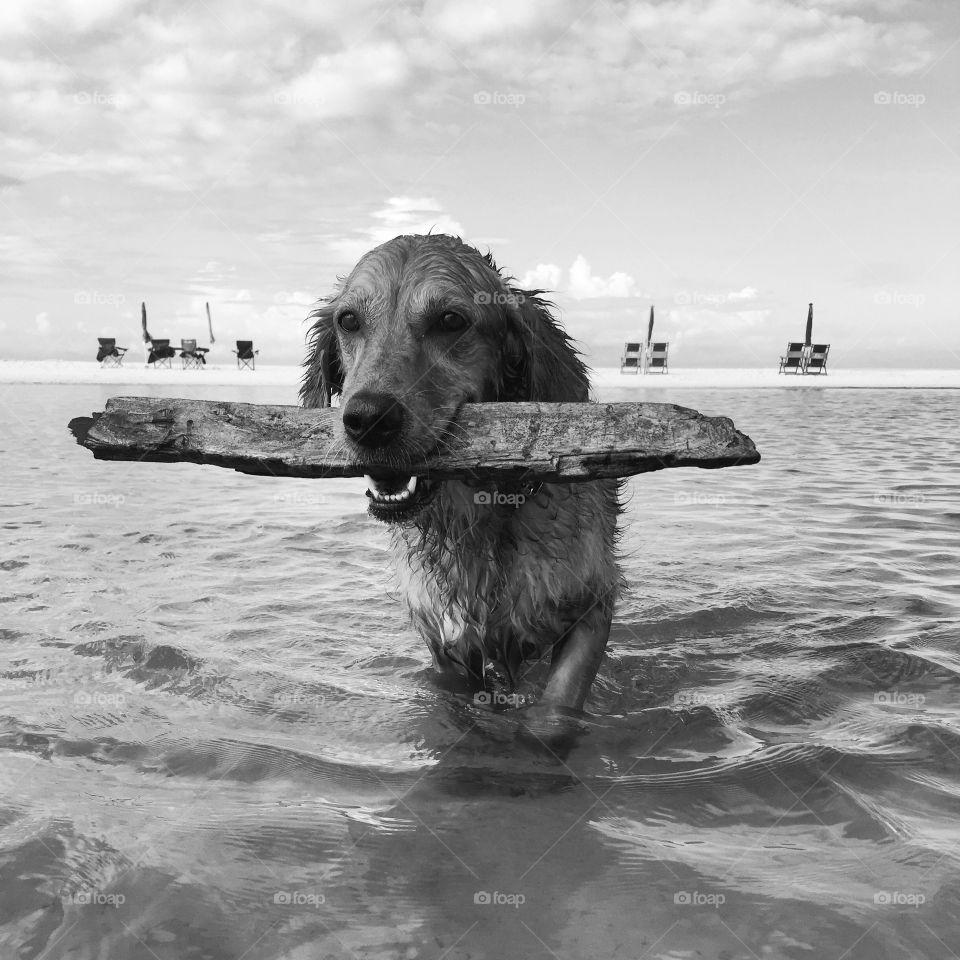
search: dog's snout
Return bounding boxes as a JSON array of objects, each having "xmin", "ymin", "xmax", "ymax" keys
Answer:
[{"xmin": 342, "ymin": 391, "xmax": 406, "ymax": 448}]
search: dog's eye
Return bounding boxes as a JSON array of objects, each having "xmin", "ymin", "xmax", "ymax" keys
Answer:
[
  {"xmin": 436, "ymin": 312, "xmax": 469, "ymax": 334},
  {"xmin": 337, "ymin": 312, "xmax": 360, "ymax": 332}
]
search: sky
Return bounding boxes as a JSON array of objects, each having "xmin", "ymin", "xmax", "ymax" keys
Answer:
[{"xmin": 1, "ymin": 0, "xmax": 958, "ymax": 369}]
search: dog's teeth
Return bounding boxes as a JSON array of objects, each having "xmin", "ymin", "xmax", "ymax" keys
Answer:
[{"xmin": 363, "ymin": 474, "xmax": 417, "ymax": 505}]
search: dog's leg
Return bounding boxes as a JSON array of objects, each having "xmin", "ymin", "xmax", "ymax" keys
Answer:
[
  {"xmin": 541, "ymin": 598, "xmax": 613, "ymax": 712},
  {"xmin": 517, "ymin": 601, "xmax": 611, "ymax": 755}
]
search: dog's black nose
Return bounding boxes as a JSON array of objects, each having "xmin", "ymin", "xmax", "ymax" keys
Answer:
[{"xmin": 342, "ymin": 391, "xmax": 406, "ymax": 448}]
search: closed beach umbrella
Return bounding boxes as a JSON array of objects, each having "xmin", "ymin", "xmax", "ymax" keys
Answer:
[
  {"xmin": 206, "ymin": 302, "xmax": 215, "ymax": 344},
  {"xmin": 647, "ymin": 305, "xmax": 655, "ymax": 345},
  {"xmin": 141, "ymin": 302, "xmax": 152, "ymax": 364},
  {"xmin": 804, "ymin": 302, "xmax": 813, "ymax": 346}
]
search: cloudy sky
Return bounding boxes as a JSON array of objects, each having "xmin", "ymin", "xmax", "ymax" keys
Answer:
[{"xmin": 1, "ymin": 0, "xmax": 957, "ymax": 368}]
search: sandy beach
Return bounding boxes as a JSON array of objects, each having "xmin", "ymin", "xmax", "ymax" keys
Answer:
[{"xmin": 1, "ymin": 359, "xmax": 957, "ymax": 390}]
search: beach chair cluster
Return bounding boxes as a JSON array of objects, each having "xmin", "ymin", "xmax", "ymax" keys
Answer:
[
  {"xmin": 97, "ymin": 338, "xmax": 261, "ymax": 370},
  {"xmin": 778, "ymin": 343, "xmax": 830, "ymax": 375},
  {"xmin": 620, "ymin": 341, "xmax": 669, "ymax": 374},
  {"xmin": 96, "ymin": 300, "xmax": 261, "ymax": 370}
]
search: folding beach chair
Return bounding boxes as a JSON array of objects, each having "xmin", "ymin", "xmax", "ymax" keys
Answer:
[
  {"xmin": 646, "ymin": 342, "xmax": 669, "ymax": 373},
  {"xmin": 233, "ymin": 340, "xmax": 258, "ymax": 370},
  {"xmin": 778, "ymin": 342, "xmax": 805, "ymax": 374},
  {"xmin": 805, "ymin": 343, "xmax": 830, "ymax": 375},
  {"xmin": 96, "ymin": 338, "xmax": 127, "ymax": 367},
  {"xmin": 179, "ymin": 339, "xmax": 209, "ymax": 369},
  {"xmin": 147, "ymin": 339, "xmax": 177, "ymax": 368},
  {"xmin": 620, "ymin": 342, "xmax": 642, "ymax": 374}
]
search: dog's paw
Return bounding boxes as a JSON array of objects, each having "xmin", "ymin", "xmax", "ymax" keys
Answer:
[{"xmin": 516, "ymin": 701, "xmax": 587, "ymax": 757}]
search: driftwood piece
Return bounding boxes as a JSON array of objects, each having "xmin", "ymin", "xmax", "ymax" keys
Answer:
[{"xmin": 68, "ymin": 397, "xmax": 760, "ymax": 482}]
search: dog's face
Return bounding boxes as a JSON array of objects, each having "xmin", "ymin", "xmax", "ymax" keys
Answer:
[
  {"xmin": 301, "ymin": 235, "xmax": 589, "ymax": 523},
  {"xmin": 333, "ymin": 238, "xmax": 507, "ymax": 521}
]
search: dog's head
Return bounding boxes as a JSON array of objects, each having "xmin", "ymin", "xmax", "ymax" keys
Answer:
[{"xmin": 301, "ymin": 234, "xmax": 589, "ymax": 522}]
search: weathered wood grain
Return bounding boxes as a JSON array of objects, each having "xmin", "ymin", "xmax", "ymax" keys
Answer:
[{"xmin": 68, "ymin": 396, "xmax": 760, "ymax": 481}]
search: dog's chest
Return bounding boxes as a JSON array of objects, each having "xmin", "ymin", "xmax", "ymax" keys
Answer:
[
  {"xmin": 385, "ymin": 481, "xmax": 618, "ymax": 673},
  {"xmin": 395, "ymin": 542, "xmax": 565, "ymax": 666},
  {"xmin": 390, "ymin": 504, "xmax": 594, "ymax": 657}
]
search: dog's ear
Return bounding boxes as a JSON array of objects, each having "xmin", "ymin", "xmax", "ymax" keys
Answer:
[
  {"xmin": 500, "ymin": 288, "xmax": 590, "ymax": 402},
  {"xmin": 301, "ymin": 301, "xmax": 344, "ymax": 408}
]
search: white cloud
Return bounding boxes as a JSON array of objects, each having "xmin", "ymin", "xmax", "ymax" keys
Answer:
[
  {"xmin": 423, "ymin": 0, "xmax": 562, "ymax": 44},
  {"xmin": 374, "ymin": 197, "xmax": 443, "ymax": 225},
  {"xmin": 0, "ymin": 0, "xmax": 936, "ymax": 193},
  {"xmin": 568, "ymin": 255, "xmax": 637, "ymax": 299},
  {"xmin": 278, "ymin": 41, "xmax": 412, "ymax": 121},
  {"xmin": 272, "ymin": 291, "xmax": 316, "ymax": 306},
  {"xmin": 624, "ymin": 0, "xmax": 934, "ymax": 87},
  {"xmin": 0, "ymin": 0, "xmax": 132, "ymax": 33},
  {"xmin": 520, "ymin": 263, "xmax": 563, "ymax": 290},
  {"xmin": 520, "ymin": 256, "xmax": 639, "ymax": 299},
  {"xmin": 329, "ymin": 197, "xmax": 465, "ymax": 265}
]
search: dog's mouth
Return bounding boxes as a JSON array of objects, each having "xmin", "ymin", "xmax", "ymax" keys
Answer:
[{"xmin": 363, "ymin": 470, "xmax": 440, "ymax": 522}]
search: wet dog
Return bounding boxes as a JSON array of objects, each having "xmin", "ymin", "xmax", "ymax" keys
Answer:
[{"xmin": 302, "ymin": 234, "xmax": 621, "ymax": 720}]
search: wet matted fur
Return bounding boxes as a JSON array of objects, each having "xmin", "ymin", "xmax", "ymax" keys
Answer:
[{"xmin": 301, "ymin": 234, "xmax": 622, "ymax": 714}]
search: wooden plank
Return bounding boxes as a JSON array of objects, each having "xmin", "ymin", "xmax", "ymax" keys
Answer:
[{"xmin": 67, "ymin": 396, "xmax": 760, "ymax": 481}]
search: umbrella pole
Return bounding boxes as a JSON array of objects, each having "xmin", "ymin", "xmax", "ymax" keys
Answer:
[{"xmin": 141, "ymin": 302, "xmax": 150, "ymax": 367}]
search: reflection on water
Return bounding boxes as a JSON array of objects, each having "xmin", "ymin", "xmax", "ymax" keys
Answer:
[{"xmin": 1, "ymin": 383, "xmax": 959, "ymax": 958}]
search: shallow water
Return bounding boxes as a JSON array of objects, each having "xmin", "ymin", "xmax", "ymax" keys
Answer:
[{"xmin": 1, "ymin": 382, "xmax": 959, "ymax": 959}]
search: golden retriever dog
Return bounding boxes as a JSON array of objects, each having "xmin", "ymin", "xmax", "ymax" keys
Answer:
[{"xmin": 301, "ymin": 234, "xmax": 621, "ymax": 724}]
